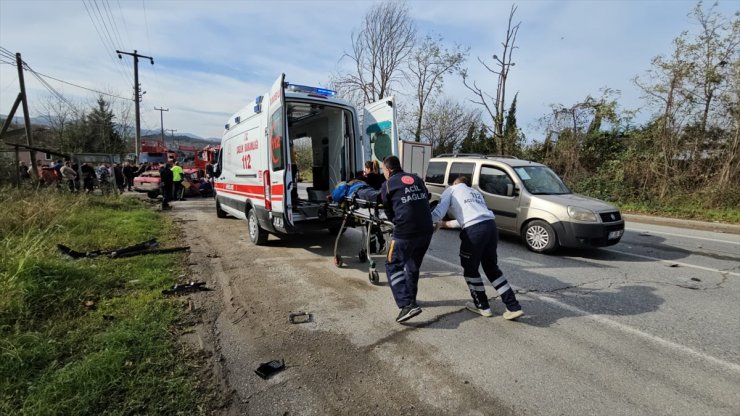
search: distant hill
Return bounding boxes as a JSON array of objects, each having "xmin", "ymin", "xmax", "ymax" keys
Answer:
[
  {"xmin": 142, "ymin": 133, "xmax": 218, "ymax": 150},
  {"xmin": 1, "ymin": 114, "xmax": 218, "ymax": 145}
]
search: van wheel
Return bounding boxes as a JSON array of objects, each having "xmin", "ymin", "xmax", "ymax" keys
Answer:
[
  {"xmin": 216, "ymin": 199, "xmax": 227, "ymax": 218},
  {"xmin": 247, "ymin": 209, "xmax": 268, "ymax": 245},
  {"xmin": 523, "ymin": 220, "xmax": 558, "ymax": 253}
]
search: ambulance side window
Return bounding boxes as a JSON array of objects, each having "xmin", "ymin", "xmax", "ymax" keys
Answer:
[{"xmin": 270, "ymin": 110, "xmax": 285, "ymax": 171}]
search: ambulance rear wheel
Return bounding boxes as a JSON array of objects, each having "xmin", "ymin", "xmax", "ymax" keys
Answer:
[
  {"xmin": 216, "ymin": 199, "xmax": 227, "ymax": 218},
  {"xmin": 247, "ymin": 209, "xmax": 268, "ymax": 245},
  {"xmin": 358, "ymin": 249, "xmax": 368, "ymax": 263},
  {"xmin": 369, "ymin": 270, "xmax": 380, "ymax": 284}
]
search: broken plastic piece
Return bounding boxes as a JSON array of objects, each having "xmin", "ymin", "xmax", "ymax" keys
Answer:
[
  {"xmin": 289, "ymin": 312, "xmax": 312, "ymax": 324},
  {"xmin": 57, "ymin": 239, "xmax": 159, "ymax": 259},
  {"xmin": 255, "ymin": 359, "xmax": 284, "ymax": 379},
  {"xmin": 162, "ymin": 281, "xmax": 212, "ymax": 296}
]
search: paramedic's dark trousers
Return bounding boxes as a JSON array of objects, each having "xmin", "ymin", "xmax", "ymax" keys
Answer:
[
  {"xmin": 385, "ymin": 234, "xmax": 432, "ymax": 308},
  {"xmin": 460, "ymin": 220, "xmax": 521, "ymax": 311}
]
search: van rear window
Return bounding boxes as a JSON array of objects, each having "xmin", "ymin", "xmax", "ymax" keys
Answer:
[
  {"xmin": 425, "ymin": 161, "xmax": 447, "ymax": 184},
  {"xmin": 447, "ymin": 162, "xmax": 475, "ymax": 185}
]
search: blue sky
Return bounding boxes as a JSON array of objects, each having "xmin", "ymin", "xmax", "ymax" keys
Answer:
[{"xmin": 0, "ymin": 0, "xmax": 737, "ymax": 141}]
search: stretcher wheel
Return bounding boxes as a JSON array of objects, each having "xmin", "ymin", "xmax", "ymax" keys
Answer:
[
  {"xmin": 358, "ymin": 249, "xmax": 368, "ymax": 263},
  {"xmin": 369, "ymin": 270, "xmax": 380, "ymax": 284},
  {"xmin": 334, "ymin": 255, "xmax": 343, "ymax": 267}
]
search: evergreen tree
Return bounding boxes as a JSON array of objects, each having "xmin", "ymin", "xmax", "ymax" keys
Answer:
[{"xmin": 85, "ymin": 96, "xmax": 125, "ymax": 154}]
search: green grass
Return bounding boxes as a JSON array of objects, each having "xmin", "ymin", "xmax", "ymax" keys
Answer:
[
  {"xmin": 618, "ymin": 201, "xmax": 740, "ymax": 224},
  {"xmin": 0, "ymin": 188, "xmax": 215, "ymax": 415}
]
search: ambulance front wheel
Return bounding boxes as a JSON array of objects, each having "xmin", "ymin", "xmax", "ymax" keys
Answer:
[
  {"xmin": 247, "ymin": 209, "xmax": 268, "ymax": 245},
  {"xmin": 369, "ymin": 270, "xmax": 380, "ymax": 284}
]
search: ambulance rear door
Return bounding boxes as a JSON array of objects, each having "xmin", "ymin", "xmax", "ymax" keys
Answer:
[
  {"xmin": 266, "ymin": 73, "xmax": 292, "ymax": 229},
  {"xmin": 363, "ymin": 96, "xmax": 399, "ymax": 171}
]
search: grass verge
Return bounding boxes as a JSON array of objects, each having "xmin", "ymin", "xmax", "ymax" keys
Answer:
[
  {"xmin": 618, "ymin": 201, "xmax": 740, "ymax": 224},
  {"xmin": 0, "ymin": 188, "xmax": 216, "ymax": 415}
]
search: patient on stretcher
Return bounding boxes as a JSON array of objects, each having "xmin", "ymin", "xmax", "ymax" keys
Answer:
[
  {"xmin": 329, "ymin": 179, "xmax": 386, "ymax": 253},
  {"xmin": 330, "ymin": 179, "xmax": 381, "ymax": 205}
]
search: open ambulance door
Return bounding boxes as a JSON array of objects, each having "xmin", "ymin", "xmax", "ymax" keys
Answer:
[
  {"xmin": 266, "ymin": 73, "xmax": 292, "ymax": 229},
  {"xmin": 363, "ymin": 96, "xmax": 399, "ymax": 174}
]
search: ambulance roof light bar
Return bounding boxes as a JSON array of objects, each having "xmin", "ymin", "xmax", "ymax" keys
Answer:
[{"xmin": 286, "ymin": 84, "xmax": 336, "ymax": 97}]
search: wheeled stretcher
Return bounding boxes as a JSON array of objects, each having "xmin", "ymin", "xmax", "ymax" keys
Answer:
[{"xmin": 327, "ymin": 195, "xmax": 393, "ymax": 284}]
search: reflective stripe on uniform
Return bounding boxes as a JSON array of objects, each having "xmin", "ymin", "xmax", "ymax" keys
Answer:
[
  {"xmin": 389, "ymin": 271, "xmax": 405, "ymax": 286},
  {"xmin": 495, "ymin": 283, "xmax": 512, "ymax": 294},
  {"xmin": 387, "ymin": 239, "xmax": 396, "ymax": 262}
]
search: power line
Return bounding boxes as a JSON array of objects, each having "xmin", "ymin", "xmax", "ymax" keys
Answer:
[
  {"xmin": 100, "ymin": 0, "xmax": 133, "ymax": 74},
  {"xmin": 81, "ymin": 0, "xmax": 132, "ymax": 84},
  {"xmin": 1, "ymin": 47, "xmax": 132, "ymax": 101},
  {"xmin": 28, "ymin": 67, "xmax": 132, "ymax": 101}
]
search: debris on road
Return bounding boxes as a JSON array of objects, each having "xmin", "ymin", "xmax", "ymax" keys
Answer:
[
  {"xmin": 162, "ymin": 281, "xmax": 212, "ymax": 296},
  {"xmin": 289, "ymin": 312, "xmax": 312, "ymax": 324},
  {"xmin": 57, "ymin": 239, "xmax": 190, "ymax": 259},
  {"xmin": 254, "ymin": 359, "xmax": 285, "ymax": 380},
  {"xmin": 57, "ymin": 239, "xmax": 159, "ymax": 259}
]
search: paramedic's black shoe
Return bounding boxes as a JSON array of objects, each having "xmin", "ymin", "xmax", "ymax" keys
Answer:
[{"xmin": 396, "ymin": 304, "xmax": 422, "ymax": 323}]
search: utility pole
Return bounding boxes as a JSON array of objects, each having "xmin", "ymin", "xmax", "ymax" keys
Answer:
[
  {"xmin": 166, "ymin": 129, "xmax": 177, "ymax": 147},
  {"xmin": 117, "ymin": 49, "xmax": 154, "ymax": 163},
  {"xmin": 16, "ymin": 53, "xmax": 37, "ymax": 179},
  {"xmin": 155, "ymin": 106, "xmax": 169, "ymax": 148}
]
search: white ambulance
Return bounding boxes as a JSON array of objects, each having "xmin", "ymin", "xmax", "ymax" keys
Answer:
[{"xmin": 214, "ymin": 74, "xmax": 398, "ymax": 245}]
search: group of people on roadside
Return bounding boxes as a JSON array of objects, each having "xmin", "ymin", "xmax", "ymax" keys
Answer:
[
  {"xmin": 17, "ymin": 159, "xmax": 142, "ymax": 194},
  {"xmin": 345, "ymin": 155, "xmax": 524, "ymax": 324}
]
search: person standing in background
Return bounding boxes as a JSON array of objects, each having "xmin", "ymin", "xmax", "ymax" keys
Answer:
[{"xmin": 171, "ymin": 160, "xmax": 184, "ymax": 201}]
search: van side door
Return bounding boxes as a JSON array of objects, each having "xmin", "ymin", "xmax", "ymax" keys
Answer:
[
  {"xmin": 267, "ymin": 73, "xmax": 292, "ymax": 228},
  {"xmin": 363, "ymin": 96, "xmax": 398, "ymax": 170},
  {"xmin": 476, "ymin": 164, "xmax": 519, "ymax": 233}
]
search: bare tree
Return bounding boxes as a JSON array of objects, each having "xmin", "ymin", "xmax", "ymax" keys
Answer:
[
  {"xmin": 634, "ymin": 2, "xmax": 739, "ymax": 199},
  {"xmin": 335, "ymin": 1, "xmax": 416, "ymax": 105},
  {"xmin": 36, "ymin": 94, "xmax": 78, "ymax": 152},
  {"xmin": 407, "ymin": 35, "xmax": 468, "ymax": 142},
  {"xmin": 421, "ymin": 97, "xmax": 481, "ymax": 155},
  {"xmin": 462, "ymin": 4, "xmax": 520, "ymax": 154}
]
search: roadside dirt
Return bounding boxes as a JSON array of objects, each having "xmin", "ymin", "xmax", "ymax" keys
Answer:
[{"xmin": 167, "ymin": 198, "xmax": 512, "ymax": 416}]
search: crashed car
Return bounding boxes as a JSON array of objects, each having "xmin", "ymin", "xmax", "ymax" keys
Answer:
[
  {"xmin": 133, "ymin": 170, "xmax": 162, "ymax": 199},
  {"xmin": 135, "ymin": 168, "xmax": 212, "ymax": 199}
]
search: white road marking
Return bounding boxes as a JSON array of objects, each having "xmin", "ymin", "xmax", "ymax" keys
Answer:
[
  {"xmin": 425, "ymin": 253, "xmax": 740, "ymax": 374},
  {"xmin": 627, "ymin": 227, "xmax": 740, "ymax": 246},
  {"xmin": 602, "ymin": 248, "xmax": 740, "ymax": 277}
]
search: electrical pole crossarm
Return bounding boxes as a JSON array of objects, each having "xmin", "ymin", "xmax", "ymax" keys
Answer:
[
  {"xmin": 116, "ymin": 50, "xmax": 154, "ymax": 65},
  {"xmin": 117, "ymin": 49, "xmax": 155, "ymax": 163}
]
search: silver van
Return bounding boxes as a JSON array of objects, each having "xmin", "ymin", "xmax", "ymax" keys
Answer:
[{"xmin": 424, "ymin": 154, "xmax": 625, "ymax": 253}]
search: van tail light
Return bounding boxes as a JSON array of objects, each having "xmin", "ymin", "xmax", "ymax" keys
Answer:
[{"xmin": 264, "ymin": 170, "xmax": 272, "ymax": 211}]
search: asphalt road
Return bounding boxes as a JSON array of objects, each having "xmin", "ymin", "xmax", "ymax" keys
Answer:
[{"xmin": 173, "ymin": 197, "xmax": 740, "ymax": 415}]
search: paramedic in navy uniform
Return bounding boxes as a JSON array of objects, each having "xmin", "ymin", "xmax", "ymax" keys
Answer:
[
  {"xmin": 380, "ymin": 156, "xmax": 434, "ymax": 323},
  {"xmin": 431, "ymin": 176, "xmax": 524, "ymax": 320}
]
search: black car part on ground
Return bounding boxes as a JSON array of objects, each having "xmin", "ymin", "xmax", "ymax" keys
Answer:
[
  {"xmin": 161, "ymin": 281, "xmax": 211, "ymax": 296},
  {"xmin": 57, "ymin": 239, "xmax": 159, "ymax": 259}
]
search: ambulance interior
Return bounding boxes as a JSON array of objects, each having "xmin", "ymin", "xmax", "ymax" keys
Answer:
[{"xmin": 286, "ymin": 101, "xmax": 355, "ymax": 216}]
